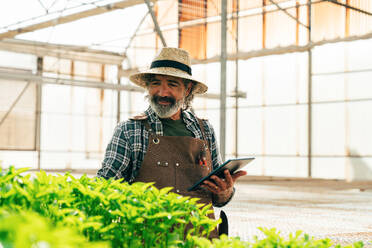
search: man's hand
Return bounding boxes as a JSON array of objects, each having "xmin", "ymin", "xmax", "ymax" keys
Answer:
[{"xmin": 201, "ymin": 169, "xmax": 247, "ymax": 196}]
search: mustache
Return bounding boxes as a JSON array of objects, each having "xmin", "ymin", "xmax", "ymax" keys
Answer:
[{"xmin": 152, "ymin": 95, "xmax": 176, "ymax": 105}]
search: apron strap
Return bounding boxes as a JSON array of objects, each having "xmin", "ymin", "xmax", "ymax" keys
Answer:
[
  {"xmin": 196, "ymin": 118, "xmax": 210, "ymax": 150},
  {"xmin": 143, "ymin": 119, "xmax": 158, "ymax": 137},
  {"xmin": 143, "ymin": 119, "xmax": 152, "ymax": 133},
  {"xmin": 196, "ymin": 118, "xmax": 207, "ymax": 141},
  {"xmin": 143, "ymin": 120, "xmax": 161, "ymax": 145},
  {"xmin": 143, "ymin": 117, "xmax": 208, "ymax": 148}
]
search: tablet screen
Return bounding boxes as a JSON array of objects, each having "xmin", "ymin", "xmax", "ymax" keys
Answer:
[{"xmin": 187, "ymin": 157, "xmax": 254, "ymax": 191}]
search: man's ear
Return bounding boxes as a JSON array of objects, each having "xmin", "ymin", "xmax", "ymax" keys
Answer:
[{"xmin": 185, "ymin": 82, "xmax": 192, "ymax": 96}]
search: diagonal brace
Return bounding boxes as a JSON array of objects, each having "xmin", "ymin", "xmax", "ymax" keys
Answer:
[
  {"xmin": 323, "ymin": 0, "xmax": 372, "ymax": 16},
  {"xmin": 268, "ymin": 0, "xmax": 310, "ymax": 30},
  {"xmin": 0, "ymin": 82, "xmax": 31, "ymax": 128},
  {"xmin": 124, "ymin": 10, "xmax": 150, "ymax": 55},
  {"xmin": 144, "ymin": 0, "xmax": 167, "ymax": 47}
]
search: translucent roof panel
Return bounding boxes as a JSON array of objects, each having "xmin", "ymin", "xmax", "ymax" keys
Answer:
[
  {"xmin": 0, "ymin": 0, "xmax": 149, "ymax": 53},
  {"xmin": 2, "ymin": 0, "xmax": 372, "ymax": 56},
  {"xmin": 0, "ymin": 0, "xmax": 120, "ymax": 32}
]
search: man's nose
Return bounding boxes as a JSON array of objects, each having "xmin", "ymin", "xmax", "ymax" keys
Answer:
[{"xmin": 157, "ymin": 84, "xmax": 170, "ymax": 96}]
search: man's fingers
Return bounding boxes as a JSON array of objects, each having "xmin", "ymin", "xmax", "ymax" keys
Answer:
[
  {"xmin": 202, "ymin": 170, "xmax": 247, "ymax": 194},
  {"xmin": 211, "ymin": 175, "xmax": 227, "ymax": 190},
  {"xmin": 203, "ymin": 180, "xmax": 219, "ymax": 190},
  {"xmin": 231, "ymin": 170, "xmax": 247, "ymax": 182},
  {"xmin": 201, "ymin": 182, "xmax": 219, "ymax": 194},
  {"xmin": 224, "ymin": 170, "xmax": 233, "ymax": 188}
]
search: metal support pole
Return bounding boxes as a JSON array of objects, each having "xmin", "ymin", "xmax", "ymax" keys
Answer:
[
  {"xmin": 345, "ymin": 0, "xmax": 350, "ymax": 37},
  {"xmin": 124, "ymin": 57, "xmax": 134, "ymax": 117},
  {"xmin": 262, "ymin": 0, "xmax": 266, "ymax": 49},
  {"xmin": 234, "ymin": 0, "xmax": 239, "ymax": 158},
  {"xmin": 220, "ymin": 0, "xmax": 227, "ymax": 161},
  {"xmin": 99, "ymin": 64, "xmax": 105, "ymax": 154},
  {"xmin": 261, "ymin": 0, "xmax": 267, "ymax": 175},
  {"xmin": 307, "ymin": 0, "xmax": 312, "ymax": 178},
  {"xmin": 36, "ymin": 57, "xmax": 43, "ymax": 170},
  {"xmin": 177, "ymin": 0, "xmax": 181, "ymax": 48},
  {"xmin": 117, "ymin": 65, "xmax": 121, "ymax": 124},
  {"xmin": 144, "ymin": 0, "xmax": 167, "ymax": 47},
  {"xmin": 296, "ymin": 0, "xmax": 299, "ymax": 45}
]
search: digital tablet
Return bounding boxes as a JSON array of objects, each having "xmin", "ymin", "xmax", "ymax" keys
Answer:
[{"xmin": 187, "ymin": 157, "xmax": 255, "ymax": 191}]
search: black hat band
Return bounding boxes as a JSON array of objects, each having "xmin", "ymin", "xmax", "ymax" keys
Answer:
[{"xmin": 150, "ymin": 60, "xmax": 192, "ymax": 75}]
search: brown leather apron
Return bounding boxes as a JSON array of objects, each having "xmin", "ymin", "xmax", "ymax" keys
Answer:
[{"xmin": 133, "ymin": 119, "xmax": 219, "ymax": 238}]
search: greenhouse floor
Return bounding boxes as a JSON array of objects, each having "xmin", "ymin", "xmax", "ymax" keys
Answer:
[{"xmin": 218, "ymin": 177, "xmax": 372, "ymax": 247}]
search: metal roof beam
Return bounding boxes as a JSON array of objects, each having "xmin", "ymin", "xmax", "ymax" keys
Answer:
[
  {"xmin": 119, "ymin": 31, "xmax": 372, "ymax": 71},
  {"xmin": 195, "ymin": 31, "xmax": 372, "ymax": 63},
  {"xmin": 0, "ymin": 70, "xmax": 242, "ymax": 99},
  {"xmin": 0, "ymin": 0, "xmax": 158, "ymax": 40},
  {"xmin": 0, "ymin": 38, "xmax": 125, "ymax": 65},
  {"xmin": 0, "ymin": 70, "xmax": 142, "ymax": 91}
]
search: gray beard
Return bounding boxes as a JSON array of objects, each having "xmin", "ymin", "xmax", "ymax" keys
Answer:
[{"xmin": 148, "ymin": 95, "xmax": 184, "ymax": 118}]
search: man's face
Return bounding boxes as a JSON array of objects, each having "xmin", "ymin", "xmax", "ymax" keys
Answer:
[{"xmin": 147, "ymin": 75, "xmax": 191, "ymax": 118}]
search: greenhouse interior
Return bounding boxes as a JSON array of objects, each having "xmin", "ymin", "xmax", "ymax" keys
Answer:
[{"xmin": 0, "ymin": 0, "xmax": 372, "ymax": 247}]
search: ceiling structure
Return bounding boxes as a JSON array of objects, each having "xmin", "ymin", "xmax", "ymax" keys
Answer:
[
  {"xmin": 1, "ymin": 0, "xmax": 371, "ymax": 64},
  {"xmin": 0, "ymin": 0, "xmax": 371, "ymax": 103}
]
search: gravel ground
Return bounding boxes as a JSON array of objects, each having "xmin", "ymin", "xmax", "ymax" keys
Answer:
[{"xmin": 215, "ymin": 178, "xmax": 372, "ymax": 247}]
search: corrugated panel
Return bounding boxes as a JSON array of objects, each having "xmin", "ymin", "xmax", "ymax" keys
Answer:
[
  {"xmin": 0, "ymin": 80, "xmax": 36, "ymax": 150},
  {"xmin": 239, "ymin": 0, "xmax": 263, "ymax": 11},
  {"xmin": 207, "ymin": 0, "xmax": 239, "ymax": 17},
  {"xmin": 179, "ymin": 0, "xmax": 206, "ymax": 22},
  {"xmin": 266, "ymin": 8, "xmax": 297, "ymax": 48},
  {"xmin": 179, "ymin": 0, "xmax": 207, "ymax": 59},
  {"xmin": 238, "ymin": 15, "xmax": 263, "ymax": 51},
  {"xmin": 312, "ymin": 1, "xmax": 345, "ymax": 41},
  {"xmin": 43, "ymin": 57, "xmax": 72, "ymax": 76},
  {"xmin": 349, "ymin": 0, "xmax": 372, "ymax": 36},
  {"xmin": 179, "ymin": 25, "xmax": 207, "ymax": 59},
  {"xmin": 128, "ymin": 32, "xmax": 157, "ymax": 68}
]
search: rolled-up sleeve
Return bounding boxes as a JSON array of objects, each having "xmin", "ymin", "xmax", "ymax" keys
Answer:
[{"xmin": 97, "ymin": 124, "xmax": 132, "ymax": 180}]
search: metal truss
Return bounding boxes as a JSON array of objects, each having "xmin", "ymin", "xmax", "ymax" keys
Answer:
[
  {"xmin": 0, "ymin": 0, "xmax": 159, "ymax": 40},
  {"xmin": 323, "ymin": 0, "xmax": 372, "ymax": 16}
]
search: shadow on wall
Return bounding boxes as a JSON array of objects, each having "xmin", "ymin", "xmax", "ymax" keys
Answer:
[{"xmin": 346, "ymin": 148, "xmax": 372, "ymax": 182}]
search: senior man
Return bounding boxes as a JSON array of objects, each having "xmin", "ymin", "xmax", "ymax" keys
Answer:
[{"xmin": 97, "ymin": 47, "xmax": 246, "ymax": 237}]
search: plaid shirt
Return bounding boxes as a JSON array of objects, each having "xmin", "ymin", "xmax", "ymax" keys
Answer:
[
  {"xmin": 97, "ymin": 107, "xmax": 234, "ymax": 207},
  {"xmin": 98, "ymin": 106, "xmax": 222, "ymax": 181}
]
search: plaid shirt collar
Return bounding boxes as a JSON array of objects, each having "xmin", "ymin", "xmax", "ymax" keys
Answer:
[{"xmin": 144, "ymin": 106, "xmax": 203, "ymax": 139}]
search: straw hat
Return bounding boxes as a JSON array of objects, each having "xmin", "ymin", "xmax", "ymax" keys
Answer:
[{"xmin": 129, "ymin": 47, "xmax": 208, "ymax": 94}]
